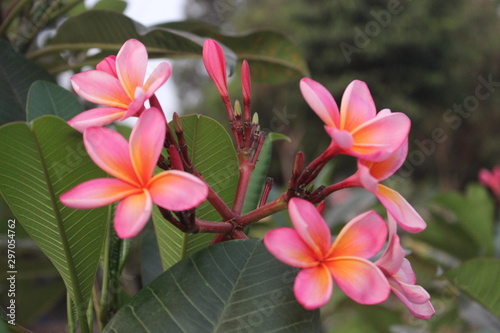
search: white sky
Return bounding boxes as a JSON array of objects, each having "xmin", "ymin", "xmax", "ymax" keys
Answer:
[{"xmin": 85, "ymin": 0, "xmax": 187, "ymax": 120}]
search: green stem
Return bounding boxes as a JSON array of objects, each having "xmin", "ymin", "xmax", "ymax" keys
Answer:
[
  {"xmin": 67, "ymin": 293, "xmax": 75, "ymax": 333},
  {"xmin": 0, "ymin": 0, "xmax": 31, "ymax": 37},
  {"xmin": 98, "ymin": 220, "xmax": 113, "ymax": 328}
]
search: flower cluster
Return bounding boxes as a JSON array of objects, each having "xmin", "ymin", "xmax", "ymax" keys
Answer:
[{"xmin": 61, "ymin": 38, "xmax": 434, "ymax": 320}]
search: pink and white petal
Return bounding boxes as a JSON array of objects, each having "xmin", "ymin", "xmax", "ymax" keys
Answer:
[
  {"xmin": 264, "ymin": 228, "xmax": 319, "ymax": 268},
  {"xmin": 391, "ymin": 285, "xmax": 435, "ymax": 320},
  {"xmin": 60, "ymin": 178, "xmax": 140, "ymax": 209},
  {"xmin": 67, "ymin": 107, "xmax": 126, "ymax": 132},
  {"xmin": 129, "ymin": 108, "xmax": 166, "ymax": 184},
  {"xmin": 84, "ymin": 127, "xmax": 140, "ymax": 186},
  {"xmin": 114, "ymin": 190, "xmax": 152, "ymax": 238},
  {"xmin": 96, "ymin": 56, "xmax": 117, "ymax": 77},
  {"xmin": 71, "ymin": 70, "xmax": 131, "ymax": 108},
  {"xmin": 288, "ymin": 198, "xmax": 332, "ymax": 258},
  {"xmin": 203, "ymin": 39, "xmax": 229, "ymax": 98},
  {"xmin": 350, "ymin": 112, "xmax": 410, "ymax": 162},
  {"xmin": 325, "ymin": 257, "xmax": 390, "ymax": 304},
  {"xmin": 143, "ymin": 62, "xmax": 172, "ymax": 98},
  {"xmin": 375, "ymin": 233, "xmax": 405, "ymax": 275},
  {"xmin": 116, "ymin": 39, "xmax": 148, "ymax": 99},
  {"xmin": 294, "ymin": 264, "xmax": 333, "ymax": 309},
  {"xmin": 358, "ymin": 161, "xmax": 379, "ymax": 193},
  {"xmin": 340, "ymin": 80, "xmax": 377, "ymax": 131},
  {"xmin": 378, "ymin": 108, "xmax": 392, "ymax": 117},
  {"xmin": 329, "ymin": 210, "xmax": 387, "ymax": 259},
  {"xmin": 300, "ymin": 78, "xmax": 339, "ymax": 127},
  {"xmin": 376, "ymin": 185, "xmax": 427, "ymax": 233},
  {"xmin": 324, "ymin": 126, "xmax": 354, "ymax": 150},
  {"xmin": 365, "ymin": 138, "xmax": 408, "ymax": 182},
  {"xmin": 390, "ymin": 279, "xmax": 430, "ymax": 304},
  {"xmin": 148, "ymin": 170, "xmax": 208, "ymax": 211},
  {"xmin": 393, "ymin": 258, "xmax": 417, "ymax": 285},
  {"xmin": 120, "ymin": 88, "xmax": 147, "ymax": 120}
]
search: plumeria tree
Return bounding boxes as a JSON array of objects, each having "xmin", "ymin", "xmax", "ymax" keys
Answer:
[{"xmin": 1, "ymin": 1, "xmax": 499, "ymax": 332}]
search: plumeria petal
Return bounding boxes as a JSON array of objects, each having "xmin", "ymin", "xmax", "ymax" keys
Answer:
[
  {"xmin": 114, "ymin": 190, "xmax": 152, "ymax": 238},
  {"xmin": 148, "ymin": 170, "xmax": 208, "ymax": 211},
  {"xmin": 60, "ymin": 178, "xmax": 141, "ymax": 209},
  {"xmin": 96, "ymin": 55, "xmax": 117, "ymax": 76},
  {"xmin": 361, "ymin": 138, "xmax": 409, "ymax": 182},
  {"xmin": 350, "ymin": 112, "xmax": 410, "ymax": 162},
  {"xmin": 203, "ymin": 39, "xmax": 229, "ymax": 98},
  {"xmin": 264, "ymin": 228, "xmax": 319, "ymax": 268},
  {"xmin": 376, "ymin": 214, "xmax": 405, "ymax": 275},
  {"xmin": 392, "ymin": 290, "xmax": 435, "ymax": 320},
  {"xmin": 241, "ymin": 60, "xmax": 251, "ymax": 104},
  {"xmin": 67, "ymin": 107, "xmax": 126, "ymax": 132},
  {"xmin": 376, "ymin": 185, "xmax": 426, "ymax": 233},
  {"xmin": 143, "ymin": 61, "xmax": 172, "ymax": 98},
  {"xmin": 300, "ymin": 78, "xmax": 339, "ymax": 128},
  {"xmin": 84, "ymin": 127, "xmax": 140, "ymax": 186},
  {"xmin": 391, "ymin": 279, "xmax": 430, "ymax": 304},
  {"xmin": 324, "ymin": 126, "xmax": 354, "ymax": 149},
  {"xmin": 71, "ymin": 70, "xmax": 130, "ymax": 108},
  {"xmin": 340, "ymin": 80, "xmax": 377, "ymax": 131},
  {"xmin": 329, "ymin": 210, "xmax": 387, "ymax": 259},
  {"xmin": 358, "ymin": 161, "xmax": 379, "ymax": 193},
  {"xmin": 294, "ymin": 264, "xmax": 333, "ymax": 309},
  {"xmin": 325, "ymin": 257, "xmax": 390, "ymax": 304},
  {"xmin": 115, "ymin": 39, "xmax": 148, "ymax": 99},
  {"xmin": 288, "ymin": 198, "xmax": 332, "ymax": 258},
  {"xmin": 129, "ymin": 108, "xmax": 166, "ymax": 184}
]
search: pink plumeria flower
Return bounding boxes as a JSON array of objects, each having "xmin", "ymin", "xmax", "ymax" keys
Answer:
[
  {"xmin": 68, "ymin": 39, "xmax": 172, "ymax": 132},
  {"xmin": 376, "ymin": 215, "xmax": 435, "ymax": 320},
  {"xmin": 202, "ymin": 39, "xmax": 229, "ymax": 99},
  {"xmin": 264, "ymin": 198, "xmax": 390, "ymax": 310},
  {"xmin": 479, "ymin": 166, "xmax": 500, "ymax": 205},
  {"xmin": 357, "ymin": 139, "xmax": 426, "ymax": 233},
  {"xmin": 300, "ymin": 78, "xmax": 410, "ymax": 162},
  {"xmin": 60, "ymin": 108, "xmax": 208, "ymax": 238}
]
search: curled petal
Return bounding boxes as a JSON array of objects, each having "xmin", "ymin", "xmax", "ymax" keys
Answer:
[
  {"xmin": 325, "ymin": 126, "xmax": 354, "ymax": 150},
  {"xmin": 300, "ymin": 78, "xmax": 339, "ymax": 128},
  {"xmin": 114, "ymin": 190, "xmax": 152, "ymax": 238},
  {"xmin": 362, "ymin": 138, "xmax": 409, "ymax": 182},
  {"xmin": 129, "ymin": 108, "xmax": 166, "ymax": 185},
  {"xmin": 358, "ymin": 161, "xmax": 378, "ymax": 193},
  {"xmin": 391, "ymin": 281, "xmax": 435, "ymax": 320},
  {"xmin": 376, "ymin": 185, "xmax": 426, "ymax": 233},
  {"xmin": 288, "ymin": 198, "xmax": 332, "ymax": 258},
  {"xmin": 148, "ymin": 170, "xmax": 208, "ymax": 211},
  {"xmin": 264, "ymin": 228, "xmax": 318, "ymax": 268},
  {"xmin": 329, "ymin": 210, "xmax": 387, "ymax": 259},
  {"xmin": 71, "ymin": 71, "xmax": 130, "ymax": 108},
  {"xmin": 294, "ymin": 264, "xmax": 333, "ymax": 309},
  {"xmin": 376, "ymin": 215, "xmax": 405, "ymax": 275},
  {"xmin": 326, "ymin": 257, "xmax": 390, "ymax": 304},
  {"xmin": 350, "ymin": 112, "xmax": 410, "ymax": 162},
  {"xmin": 84, "ymin": 127, "xmax": 139, "ymax": 186},
  {"xmin": 203, "ymin": 39, "xmax": 228, "ymax": 98},
  {"xmin": 60, "ymin": 178, "xmax": 141, "ymax": 209},
  {"xmin": 96, "ymin": 56, "xmax": 117, "ymax": 77},
  {"xmin": 116, "ymin": 39, "xmax": 148, "ymax": 99},
  {"xmin": 143, "ymin": 61, "xmax": 172, "ymax": 98},
  {"xmin": 67, "ymin": 107, "xmax": 126, "ymax": 132},
  {"xmin": 340, "ymin": 80, "xmax": 377, "ymax": 130},
  {"xmin": 121, "ymin": 88, "xmax": 147, "ymax": 120}
]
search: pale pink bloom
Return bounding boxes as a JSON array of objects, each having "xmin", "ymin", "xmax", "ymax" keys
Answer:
[
  {"xmin": 68, "ymin": 39, "xmax": 172, "ymax": 132},
  {"xmin": 300, "ymin": 78, "xmax": 410, "ymax": 162},
  {"xmin": 264, "ymin": 198, "xmax": 390, "ymax": 310},
  {"xmin": 479, "ymin": 166, "xmax": 500, "ymax": 204},
  {"xmin": 376, "ymin": 215, "xmax": 435, "ymax": 320},
  {"xmin": 357, "ymin": 139, "xmax": 426, "ymax": 233},
  {"xmin": 202, "ymin": 39, "xmax": 229, "ymax": 99},
  {"xmin": 60, "ymin": 108, "xmax": 208, "ymax": 238}
]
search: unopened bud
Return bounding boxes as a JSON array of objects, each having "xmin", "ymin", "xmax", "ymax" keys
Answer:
[
  {"xmin": 292, "ymin": 151, "xmax": 305, "ymax": 179},
  {"xmin": 252, "ymin": 112, "xmax": 259, "ymax": 125},
  {"xmin": 234, "ymin": 100, "xmax": 242, "ymax": 117},
  {"xmin": 173, "ymin": 112, "xmax": 183, "ymax": 134}
]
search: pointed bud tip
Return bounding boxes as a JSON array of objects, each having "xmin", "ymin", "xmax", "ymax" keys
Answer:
[
  {"xmin": 252, "ymin": 112, "xmax": 259, "ymax": 124},
  {"xmin": 234, "ymin": 100, "xmax": 242, "ymax": 117}
]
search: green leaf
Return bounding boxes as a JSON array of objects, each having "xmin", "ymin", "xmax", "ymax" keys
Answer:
[
  {"xmin": 445, "ymin": 258, "xmax": 500, "ymax": 317},
  {"xmin": 0, "ymin": 40, "xmax": 54, "ymax": 125},
  {"xmin": 103, "ymin": 239, "xmax": 320, "ymax": 332},
  {"xmin": 0, "ymin": 116, "xmax": 110, "ymax": 327},
  {"xmin": 152, "ymin": 115, "xmax": 238, "ymax": 270},
  {"xmin": 242, "ymin": 132, "xmax": 290, "ymax": 214},
  {"xmin": 159, "ymin": 21, "xmax": 310, "ymax": 83},
  {"xmin": 93, "ymin": 0, "xmax": 127, "ymax": 12},
  {"xmin": 432, "ymin": 184, "xmax": 495, "ymax": 256},
  {"xmin": 26, "ymin": 80, "xmax": 84, "ymax": 122},
  {"xmin": 31, "ymin": 10, "xmax": 207, "ymax": 73}
]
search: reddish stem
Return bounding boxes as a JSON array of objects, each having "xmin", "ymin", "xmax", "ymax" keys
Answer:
[
  {"xmin": 237, "ymin": 195, "xmax": 288, "ymax": 227},
  {"xmin": 196, "ymin": 219, "xmax": 234, "ymax": 233}
]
